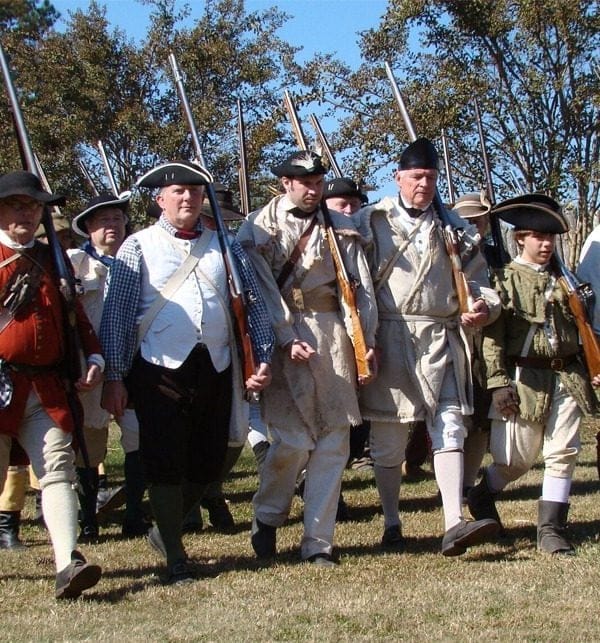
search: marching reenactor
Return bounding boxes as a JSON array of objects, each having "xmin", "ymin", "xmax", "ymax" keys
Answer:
[
  {"xmin": 100, "ymin": 160, "xmax": 273, "ymax": 584},
  {"xmin": 0, "ymin": 171, "xmax": 103, "ymax": 599},
  {"xmin": 237, "ymin": 151, "xmax": 378, "ymax": 566},
  {"xmin": 358, "ymin": 139, "xmax": 500, "ymax": 555},
  {"xmin": 468, "ymin": 194, "xmax": 598, "ymax": 554},
  {"xmin": 69, "ymin": 191, "xmax": 150, "ymax": 540}
]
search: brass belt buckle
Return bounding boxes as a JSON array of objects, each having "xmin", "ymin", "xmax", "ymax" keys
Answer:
[
  {"xmin": 292, "ymin": 287, "xmax": 304, "ymax": 311},
  {"xmin": 550, "ymin": 358, "xmax": 563, "ymax": 370}
]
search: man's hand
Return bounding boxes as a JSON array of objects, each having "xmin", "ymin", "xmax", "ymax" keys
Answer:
[
  {"xmin": 101, "ymin": 380, "xmax": 129, "ymax": 418},
  {"xmin": 461, "ymin": 298, "xmax": 490, "ymax": 328},
  {"xmin": 358, "ymin": 347, "xmax": 378, "ymax": 386},
  {"xmin": 290, "ymin": 339, "xmax": 316, "ymax": 362},
  {"xmin": 75, "ymin": 364, "xmax": 103, "ymax": 392},
  {"xmin": 492, "ymin": 385, "xmax": 520, "ymax": 417},
  {"xmin": 246, "ymin": 362, "xmax": 272, "ymax": 392},
  {"xmin": 592, "ymin": 374, "xmax": 600, "ymax": 388}
]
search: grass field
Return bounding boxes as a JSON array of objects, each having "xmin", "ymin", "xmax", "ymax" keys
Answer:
[{"xmin": 2, "ymin": 420, "xmax": 600, "ymax": 642}]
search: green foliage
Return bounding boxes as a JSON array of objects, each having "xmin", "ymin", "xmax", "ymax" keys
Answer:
[
  {"xmin": 298, "ymin": 0, "xmax": 600, "ymax": 265},
  {"xmin": 0, "ymin": 0, "xmax": 298, "ymax": 226}
]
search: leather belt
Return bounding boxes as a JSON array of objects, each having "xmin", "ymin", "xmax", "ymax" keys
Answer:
[
  {"xmin": 511, "ymin": 355, "xmax": 577, "ymax": 371},
  {"xmin": 8, "ymin": 362, "xmax": 57, "ymax": 376}
]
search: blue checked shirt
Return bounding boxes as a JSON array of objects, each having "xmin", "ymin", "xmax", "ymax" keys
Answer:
[{"xmin": 100, "ymin": 216, "xmax": 274, "ymax": 380}]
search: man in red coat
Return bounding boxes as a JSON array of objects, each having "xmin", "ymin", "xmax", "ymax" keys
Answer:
[{"xmin": 0, "ymin": 171, "xmax": 103, "ymax": 599}]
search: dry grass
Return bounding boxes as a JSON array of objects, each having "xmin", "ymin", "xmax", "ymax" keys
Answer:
[{"xmin": 2, "ymin": 420, "xmax": 600, "ymax": 642}]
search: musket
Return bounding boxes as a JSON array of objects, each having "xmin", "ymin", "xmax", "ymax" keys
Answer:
[
  {"xmin": 282, "ymin": 94, "xmax": 371, "ymax": 380},
  {"xmin": 473, "ymin": 99, "xmax": 510, "ymax": 267},
  {"xmin": 78, "ymin": 160, "xmax": 100, "ymax": 196},
  {"xmin": 168, "ymin": 52, "xmax": 257, "ymax": 386},
  {"xmin": 236, "ymin": 98, "xmax": 251, "ymax": 216},
  {"xmin": 283, "ymin": 90, "xmax": 310, "ymax": 151},
  {"xmin": 0, "ymin": 41, "xmax": 92, "ymax": 468},
  {"xmin": 97, "ymin": 140, "xmax": 119, "ymax": 196},
  {"xmin": 440, "ymin": 129, "xmax": 456, "ymax": 205},
  {"xmin": 551, "ymin": 255, "xmax": 600, "ymax": 381},
  {"xmin": 309, "ymin": 113, "xmax": 342, "ymax": 178},
  {"xmin": 0, "ymin": 42, "xmax": 76, "ymax": 309},
  {"xmin": 384, "ymin": 61, "xmax": 474, "ymax": 313}
]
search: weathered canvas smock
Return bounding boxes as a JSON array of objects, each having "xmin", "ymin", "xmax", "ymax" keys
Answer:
[
  {"xmin": 238, "ymin": 195, "xmax": 377, "ymax": 433},
  {"xmin": 359, "ymin": 197, "xmax": 484, "ymax": 431},
  {"xmin": 238, "ymin": 194, "xmax": 377, "ymax": 559}
]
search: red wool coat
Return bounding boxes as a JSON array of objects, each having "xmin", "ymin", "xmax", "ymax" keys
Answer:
[{"xmin": 0, "ymin": 241, "xmax": 102, "ymax": 437}]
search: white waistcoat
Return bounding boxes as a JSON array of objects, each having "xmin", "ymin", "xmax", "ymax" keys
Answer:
[{"xmin": 135, "ymin": 225, "xmax": 231, "ymax": 371}]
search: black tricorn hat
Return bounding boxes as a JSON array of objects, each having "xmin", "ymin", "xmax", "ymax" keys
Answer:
[
  {"xmin": 272, "ymin": 150, "xmax": 327, "ymax": 178},
  {"xmin": 398, "ymin": 137, "xmax": 439, "ymax": 171},
  {"xmin": 136, "ymin": 160, "xmax": 213, "ymax": 188},
  {"xmin": 323, "ymin": 177, "xmax": 368, "ymax": 204},
  {"xmin": 201, "ymin": 183, "xmax": 244, "ymax": 221},
  {"xmin": 0, "ymin": 170, "xmax": 65, "ymax": 206},
  {"xmin": 72, "ymin": 191, "xmax": 131, "ymax": 237},
  {"xmin": 453, "ymin": 191, "xmax": 492, "ymax": 219},
  {"xmin": 492, "ymin": 193, "xmax": 568, "ymax": 234}
]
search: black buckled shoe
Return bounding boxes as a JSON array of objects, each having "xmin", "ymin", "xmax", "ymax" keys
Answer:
[
  {"xmin": 163, "ymin": 559, "xmax": 196, "ymax": 585},
  {"xmin": 305, "ymin": 553, "xmax": 337, "ymax": 568},
  {"xmin": 442, "ymin": 518, "xmax": 500, "ymax": 556},
  {"xmin": 381, "ymin": 524, "xmax": 406, "ymax": 552},
  {"xmin": 336, "ymin": 494, "xmax": 351, "ymax": 522},
  {"xmin": 251, "ymin": 517, "xmax": 276, "ymax": 559},
  {"xmin": 55, "ymin": 550, "xmax": 101, "ymax": 599},
  {"xmin": 121, "ymin": 517, "xmax": 152, "ymax": 538}
]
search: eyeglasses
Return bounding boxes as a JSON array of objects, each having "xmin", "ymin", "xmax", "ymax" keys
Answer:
[{"xmin": 0, "ymin": 197, "xmax": 44, "ymax": 213}]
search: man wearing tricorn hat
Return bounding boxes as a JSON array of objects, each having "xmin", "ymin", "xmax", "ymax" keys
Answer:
[
  {"xmin": 358, "ymin": 138, "xmax": 500, "ymax": 555},
  {"xmin": 237, "ymin": 150, "xmax": 378, "ymax": 566},
  {"xmin": 100, "ymin": 160, "xmax": 274, "ymax": 584},
  {"xmin": 468, "ymin": 194, "xmax": 598, "ymax": 554},
  {"xmin": 0, "ymin": 170, "xmax": 103, "ymax": 598},
  {"xmin": 69, "ymin": 191, "xmax": 150, "ymax": 540}
]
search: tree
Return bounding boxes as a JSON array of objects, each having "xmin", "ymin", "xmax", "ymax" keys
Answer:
[
  {"xmin": 0, "ymin": 0, "xmax": 299, "ymax": 226},
  {"xmin": 299, "ymin": 0, "xmax": 600, "ymax": 265}
]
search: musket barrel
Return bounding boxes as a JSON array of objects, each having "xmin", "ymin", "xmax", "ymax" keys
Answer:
[
  {"xmin": 0, "ymin": 43, "xmax": 36, "ymax": 171},
  {"xmin": 97, "ymin": 140, "xmax": 119, "ymax": 196},
  {"xmin": 237, "ymin": 98, "xmax": 251, "ymax": 216},
  {"xmin": 309, "ymin": 114, "xmax": 342, "ymax": 178}
]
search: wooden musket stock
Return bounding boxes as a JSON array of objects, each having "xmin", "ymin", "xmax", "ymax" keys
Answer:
[{"xmin": 282, "ymin": 93, "xmax": 370, "ymax": 380}]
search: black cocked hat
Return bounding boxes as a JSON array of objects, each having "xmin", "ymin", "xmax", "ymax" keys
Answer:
[
  {"xmin": 492, "ymin": 193, "xmax": 568, "ymax": 234},
  {"xmin": 272, "ymin": 151, "xmax": 327, "ymax": 178},
  {"xmin": 398, "ymin": 137, "xmax": 439, "ymax": 171},
  {"xmin": 323, "ymin": 177, "xmax": 368, "ymax": 204},
  {"xmin": 0, "ymin": 170, "xmax": 65, "ymax": 206},
  {"xmin": 136, "ymin": 160, "xmax": 213, "ymax": 188}
]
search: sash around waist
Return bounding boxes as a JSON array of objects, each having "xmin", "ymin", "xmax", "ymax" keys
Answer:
[
  {"xmin": 378, "ymin": 312, "xmax": 458, "ymax": 327},
  {"xmin": 287, "ymin": 294, "xmax": 340, "ymax": 313}
]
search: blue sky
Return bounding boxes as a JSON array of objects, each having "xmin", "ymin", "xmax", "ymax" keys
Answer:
[
  {"xmin": 51, "ymin": 0, "xmax": 388, "ymax": 66},
  {"xmin": 50, "ymin": 0, "xmax": 393, "ymax": 197}
]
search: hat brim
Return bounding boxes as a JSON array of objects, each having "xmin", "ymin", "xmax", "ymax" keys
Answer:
[
  {"xmin": 72, "ymin": 191, "xmax": 131, "ymax": 237},
  {"xmin": 0, "ymin": 186, "xmax": 65, "ymax": 206},
  {"xmin": 136, "ymin": 162, "xmax": 213, "ymax": 188},
  {"xmin": 493, "ymin": 194, "xmax": 567, "ymax": 233}
]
